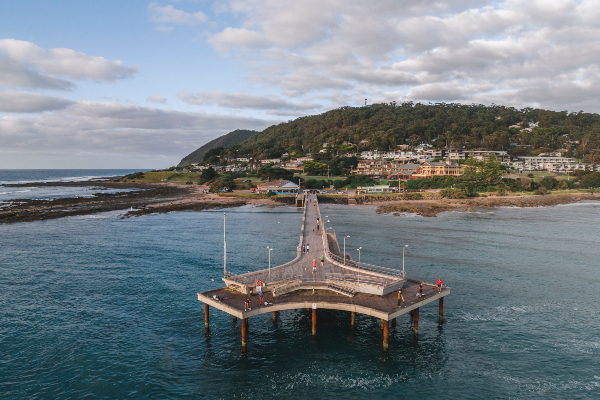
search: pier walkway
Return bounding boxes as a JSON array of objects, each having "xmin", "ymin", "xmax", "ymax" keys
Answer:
[{"xmin": 198, "ymin": 192, "xmax": 450, "ymax": 352}]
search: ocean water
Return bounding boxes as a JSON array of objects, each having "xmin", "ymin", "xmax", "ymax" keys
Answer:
[
  {"xmin": 0, "ymin": 169, "xmax": 147, "ymax": 206},
  {"xmin": 0, "ymin": 169, "xmax": 144, "ymax": 185},
  {"xmin": 1, "ymin": 201, "xmax": 600, "ymax": 398}
]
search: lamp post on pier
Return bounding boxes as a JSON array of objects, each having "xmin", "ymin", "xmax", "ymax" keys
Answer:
[
  {"xmin": 224, "ymin": 213, "xmax": 227, "ymax": 278},
  {"xmin": 267, "ymin": 246, "xmax": 273, "ymax": 283},
  {"xmin": 343, "ymin": 236, "xmax": 350, "ymax": 265},
  {"xmin": 402, "ymin": 244, "xmax": 408, "ymax": 278},
  {"xmin": 357, "ymin": 247, "xmax": 362, "ymax": 283}
]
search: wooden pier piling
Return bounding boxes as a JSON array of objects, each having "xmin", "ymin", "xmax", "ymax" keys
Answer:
[
  {"xmin": 383, "ymin": 319, "xmax": 389, "ymax": 352},
  {"xmin": 439, "ymin": 297, "xmax": 444, "ymax": 324},
  {"xmin": 312, "ymin": 308, "xmax": 317, "ymax": 336},
  {"xmin": 351, "ymin": 311, "xmax": 355, "ymax": 326},
  {"xmin": 204, "ymin": 304, "xmax": 209, "ymax": 329},
  {"xmin": 241, "ymin": 318, "xmax": 247, "ymax": 352},
  {"xmin": 391, "ymin": 317, "xmax": 396, "ymax": 327},
  {"xmin": 380, "ymin": 318, "xmax": 384, "ymax": 330},
  {"xmin": 273, "ymin": 311, "xmax": 277, "ymax": 323},
  {"xmin": 413, "ymin": 307, "xmax": 419, "ymax": 336}
]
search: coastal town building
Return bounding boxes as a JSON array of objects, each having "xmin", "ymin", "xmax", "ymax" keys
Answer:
[
  {"xmin": 515, "ymin": 156, "xmax": 587, "ymax": 172},
  {"xmin": 256, "ymin": 180, "xmax": 300, "ymax": 194},
  {"xmin": 351, "ymin": 158, "xmax": 417, "ymax": 176},
  {"xmin": 356, "ymin": 185, "xmax": 397, "ymax": 194},
  {"xmin": 408, "ymin": 161, "xmax": 463, "ymax": 179}
]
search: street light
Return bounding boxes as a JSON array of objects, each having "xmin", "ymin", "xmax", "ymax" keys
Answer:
[
  {"xmin": 343, "ymin": 236, "xmax": 350, "ymax": 265},
  {"xmin": 267, "ymin": 246, "xmax": 273, "ymax": 283},
  {"xmin": 223, "ymin": 213, "xmax": 227, "ymax": 278},
  {"xmin": 357, "ymin": 247, "xmax": 362, "ymax": 283},
  {"xmin": 402, "ymin": 245, "xmax": 408, "ymax": 278}
]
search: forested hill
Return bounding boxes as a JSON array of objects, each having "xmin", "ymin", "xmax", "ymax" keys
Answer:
[
  {"xmin": 235, "ymin": 103, "xmax": 600, "ymax": 160},
  {"xmin": 178, "ymin": 129, "xmax": 258, "ymax": 167}
]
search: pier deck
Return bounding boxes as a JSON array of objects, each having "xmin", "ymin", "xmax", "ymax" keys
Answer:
[{"xmin": 198, "ymin": 192, "xmax": 450, "ymax": 351}]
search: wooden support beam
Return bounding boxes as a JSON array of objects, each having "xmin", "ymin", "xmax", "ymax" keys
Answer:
[
  {"xmin": 439, "ymin": 297, "xmax": 444, "ymax": 324},
  {"xmin": 204, "ymin": 304, "xmax": 209, "ymax": 329},
  {"xmin": 391, "ymin": 317, "xmax": 396, "ymax": 327},
  {"xmin": 233, "ymin": 316, "xmax": 237, "ymax": 323},
  {"xmin": 273, "ymin": 311, "xmax": 277, "ymax": 323},
  {"xmin": 241, "ymin": 318, "xmax": 247, "ymax": 353},
  {"xmin": 383, "ymin": 319, "xmax": 389, "ymax": 352},
  {"xmin": 413, "ymin": 307, "xmax": 419, "ymax": 336},
  {"xmin": 380, "ymin": 318, "xmax": 384, "ymax": 330},
  {"xmin": 351, "ymin": 311, "xmax": 356, "ymax": 326},
  {"xmin": 312, "ymin": 308, "xmax": 317, "ymax": 336}
]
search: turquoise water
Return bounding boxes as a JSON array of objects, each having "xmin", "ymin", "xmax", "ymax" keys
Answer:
[{"xmin": 1, "ymin": 203, "xmax": 600, "ymax": 399}]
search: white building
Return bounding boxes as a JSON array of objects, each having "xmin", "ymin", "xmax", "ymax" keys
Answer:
[{"xmin": 517, "ymin": 156, "xmax": 586, "ymax": 172}]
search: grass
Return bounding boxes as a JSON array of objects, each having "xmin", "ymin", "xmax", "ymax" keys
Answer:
[
  {"xmin": 217, "ymin": 193, "xmax": 295, "ymax": 198},
  {"xmin": 121, "ymin": 171, "xmax": 201, "ymax": 183}
]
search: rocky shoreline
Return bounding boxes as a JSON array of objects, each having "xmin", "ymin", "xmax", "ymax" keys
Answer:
[
  {"xmin": 376, "ymin": 193, "xmax": 598, "ymax": 217},
  {"xmin": 2, "ymin": 182, "xmax": 597, "ymax": 223}
]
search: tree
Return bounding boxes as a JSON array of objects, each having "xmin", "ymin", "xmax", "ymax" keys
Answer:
[
  {"xmin": 463, "ymin": 155, "xmax": 505, "ymax": 184},
  {"xmin": 303, "ymin": 161, "xmax": 327, "ymax": 176},
  {"xmin": 258, "ymin": 164, "xmax": 294, "ymax": 181},
  {"xmin": 200, "ymin": 166, "xmax": 218, "ymax": 183}
]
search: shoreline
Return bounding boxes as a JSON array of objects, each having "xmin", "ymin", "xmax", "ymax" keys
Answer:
[{"xmin": 1, "ymin": 181, "xmax": 598, "ymax": 223}]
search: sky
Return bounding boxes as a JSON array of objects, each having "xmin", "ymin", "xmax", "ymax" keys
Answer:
[{"xmin": 1, "ymin": 0, "xmax": 600, "ymax": 169}]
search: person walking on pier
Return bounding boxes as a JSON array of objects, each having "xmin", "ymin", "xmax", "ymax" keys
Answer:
[
  {"xmin": 244, "ymin": 299, "xmax": 251, "ymax": 311},
  {"xmin": 306, "ymin": 244, "xmax": 310, "ymax": 253},
  {"xmin": 398, "ymin": 288, "xmax": 404, "ymax": 306},
  {"xmin": 259, "ymin": 290, "xmax": 264, "ymax": 306},
  {"xmin": 419, "ymin": 282, "xmax": 423, "ymax": 297},
  {"xmin": 437, "ymin": 278, "xmax": 442, "ymax": 293},
  {"xmin": 320, "ymin": 255, "xmax": 324, "ymax": 268},
  {"xmin": 312, "ymin": 259, "xmax": 317, "ymax": 274},
  {"xmin": 302, "ymin": 245, "xmax": 306, "ymax": 253}
]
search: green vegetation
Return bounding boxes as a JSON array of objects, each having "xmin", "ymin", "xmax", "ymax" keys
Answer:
[
  {"xmin": 121, "ymin": 171, "xmax": 200, "ymax": 183},
  {"xmin": 178, "ymin": 129, "xmax": 258, "ymax": 167},
  {"xmin": 233, "ymin": 103, "xmax": 600, "ymax": 160},
  {"xmin": 257, "ymin": 164, "xmax": 294, "ymax": 181}
]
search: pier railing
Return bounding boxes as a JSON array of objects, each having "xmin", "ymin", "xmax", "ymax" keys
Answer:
[{"xmin": 317, "ymin": 199, "xmax": 406, "ymax": 281}]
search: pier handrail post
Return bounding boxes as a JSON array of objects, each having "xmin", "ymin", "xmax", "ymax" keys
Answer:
[
  {"xmin": 224, "ymin": 213, "xmax": 227, "ymax": 278},
  {"xmin": 267, "ymin": 246, "xmax": 273, "ymax": 283},
  {"xmin": 402, "ymin": 244, "xmax": 408, "ymax": 279},
  {"xmin": 343, "ymin": 236, "xmax": 350, "ymax": 266}
]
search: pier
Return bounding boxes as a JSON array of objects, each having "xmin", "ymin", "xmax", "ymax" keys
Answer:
[{"xmin": 198, "ymin": 193, "xmax": 450, "ymax": 352}]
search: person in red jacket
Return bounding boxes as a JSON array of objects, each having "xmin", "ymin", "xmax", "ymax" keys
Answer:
[{"xmin": 437, "ymin": 278, "xmax": 442, "ymax": 293}]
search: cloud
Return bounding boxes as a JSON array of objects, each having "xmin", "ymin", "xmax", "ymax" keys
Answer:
[
  {"xmin": 147, "ymin": 94, "xmax": 167, "ymax": 104},
  {"xmin": 0, "ymin": 39, "xmax": 139, "ymax": 86},
  {"xmin": 0, "ymin": 90, "xmax": 74, "ymax": 113},
  {"xmin": 148, "ymin": 2, "xmax": 208, "ymax": 25},
  {"xmin": 0, "ymin": 55, "xmax": 75, "ymax": 90},
  {"xmin": 203, "ymin": 0, "xmax": 600, "ymax": 113},
  {"xmin": 177, "ymin": 90, "xmax": 322, "ymax": 110},
  {"xmin": 0, "ymin": 101, "xmax": 278, "ymax": 168}
]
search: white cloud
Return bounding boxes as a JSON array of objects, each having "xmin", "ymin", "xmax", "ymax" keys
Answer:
[
  {"xmin": 177, "ymin": 90, "xmax": 321, "ymax": 110},
  {"xmin": 148, "ymin": 2, "xmax": 208, "ymax": 25},
  {"xmin": 147, "ymin": 94, "xmax": 167, "ymax": 104},
  {"xmin": 0, "ymin": 55, "xmax": 75, "ymax": 90},
  {"xmin": 0, "ymin": 39, "xmax": 139, "ymax": 84},
  {"xmin": 0, "ymin": 101, "xmax": 278, "ymax": 168},
  {"xmin": 0, "ymin": 90, "xmax": 74, "ymax": 113},
  {"xmin": 203, "ymin": 0, "xmax": 600, "ymax": 113}
]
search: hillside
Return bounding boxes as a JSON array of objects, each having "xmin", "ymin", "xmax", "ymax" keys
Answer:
[
  {"xmin": 234, "ymin": 103, "xmax": 600, "ymax": 161},
  {"xmin": 178, "ymin": 129, "xmax": 258, "ymax": 167}
]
